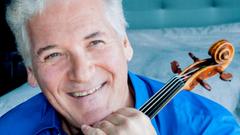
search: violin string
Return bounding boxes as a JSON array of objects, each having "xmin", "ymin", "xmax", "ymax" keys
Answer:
[
  {"xmin": 140, "ymin": 68, "xmax": 200, "ymax": 114},
  {"xmin": 141, "ymin": 76, "xmax": 184, "ymax": 117},
  {"xmin": 140, "ymin": 74, "xmax": 189, "ymax": 113},
  {"xmin": 140, "ymin": 76, "xmax": 184, "ymax": 114},
  {"xmin": 146, "ymin": 68, "xmax": 201, "ymax": 118},
  {"xmin": 147, "ymin": 82, "xmax": 184, "ymax": 118},
  {"xmin": 146, "ymin": 76, "xmax": 184, "ymax": 109},
  {"xmin": 140, "ymin": 75, "xmax": 183, "ymax": 112},
  {"xmin": 140, "ymin": 67, "xmax": 200, "ymax": 118},
  {"xmin": 140, "ymin": 76, "xmax": 179, "ymax": 112},
  {"xmin": 180, "ymin": 67, "xmax": 200, "ymax": 79}
]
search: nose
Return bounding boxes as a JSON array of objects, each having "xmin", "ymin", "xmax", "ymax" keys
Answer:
[{"xmin": 68, "ymin": 52, "xmax": 95, "ymax": 82}]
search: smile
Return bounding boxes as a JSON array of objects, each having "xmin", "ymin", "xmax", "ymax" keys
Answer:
[{"xmin": 69, "ymin": 82, "xmax": 106, "ymax": 97}]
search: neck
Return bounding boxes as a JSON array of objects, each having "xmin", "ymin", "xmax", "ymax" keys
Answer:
[
  {"xmin": 61, "ymin": 116, "xmax": 83, "ymax": 135},
  {"xmin": 127, "ymin": 79, "xmax": 135, "ymax": 108}
]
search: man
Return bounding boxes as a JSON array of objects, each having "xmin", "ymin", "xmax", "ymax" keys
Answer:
[{"xmin": 0, "ymin": 0, "xmax": 239, "ymax": 134}]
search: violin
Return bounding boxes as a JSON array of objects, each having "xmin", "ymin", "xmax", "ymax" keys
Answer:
[{"xmin": 139, "ymin": 39, "xmax": 235, "ymax": 119}]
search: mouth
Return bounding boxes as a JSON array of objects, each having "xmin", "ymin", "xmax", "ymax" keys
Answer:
[{"xmin": 68, "ymin": 81, "xmax": 107, "ymax": 98}]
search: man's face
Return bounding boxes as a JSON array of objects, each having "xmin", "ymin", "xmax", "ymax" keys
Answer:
[{"xmin": 27, "ymin": 0, "xmax": 133, "ymax": 127}]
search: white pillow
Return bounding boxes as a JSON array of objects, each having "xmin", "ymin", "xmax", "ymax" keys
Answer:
[
  {"xmin": 0, "ymin": 83, "xmax": 41, "ymax": 116},
  {"xmin": 127, "ymin": 23, "xmax": 240, "ymax": 122}
]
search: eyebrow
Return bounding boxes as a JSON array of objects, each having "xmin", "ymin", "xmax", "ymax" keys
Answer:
[
  {"xmin": 84, "ymin": 31, "xmax": 104, "ymax": 40},
  {"xmin": 37, "ymin": 45, "xmax": 57, "ymax": 56},
  {"xmin": 36, "ymin": 31, "xmax": 104, "ymax": 56}
]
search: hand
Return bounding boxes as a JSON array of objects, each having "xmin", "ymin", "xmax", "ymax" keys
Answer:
[{"xmin": 81, "ymin": 107, "xmax": 157, "ymax": 135}]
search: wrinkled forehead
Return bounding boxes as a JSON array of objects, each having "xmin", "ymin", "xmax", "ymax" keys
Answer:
[
  {"xmin": 32, "ymin": 0, "xmax": 106, "ymax": 20},
  {"xmin": 27, "ymin": 0, "xmax": 114, "ymax": 49},
  {"xmin": 27, "ymin": 0, "xmax": 110, "ymax": 36}
]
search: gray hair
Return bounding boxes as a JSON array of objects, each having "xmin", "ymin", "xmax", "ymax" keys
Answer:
[{"xmin": 6, "ymin": 0, "xmax": 127, "ymax": 67}]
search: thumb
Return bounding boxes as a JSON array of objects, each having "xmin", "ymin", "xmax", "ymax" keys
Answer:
[{"xmin": 81, "ymin": 124, "xmax": 105, "ymax": 135}]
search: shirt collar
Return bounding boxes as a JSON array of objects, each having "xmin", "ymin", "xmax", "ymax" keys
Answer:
[
  {"xmin": 34, "ymin": 94, "xmax": 65, "ymax": 135},
  {"xmin": 128, "ymin": 71, "xmax": 160, "ymax": 134},
  {"xmin": 128, "ymin": 71, "xmax": 152, "ymax": 109}
]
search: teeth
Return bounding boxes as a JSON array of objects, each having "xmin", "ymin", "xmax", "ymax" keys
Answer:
[{"xmin": 71, "ymin": 84, "xmax": 102, "ymax": 97}]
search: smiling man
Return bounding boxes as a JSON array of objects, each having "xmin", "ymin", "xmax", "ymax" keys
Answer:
[
  {"xmin": 0, "ymin": 0, "xmax": 240, "ymax": 135},
  {"xmin": 27, "ymin": 0, "xmax": 134, "ymax": 127}
]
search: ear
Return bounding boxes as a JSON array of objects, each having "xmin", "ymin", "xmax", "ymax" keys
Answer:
[
  {"xmin": 122, "ymin": 36, "xmax": 133, "ymax": 62},
  {"xmin": 27, "ymin": 67, "xmax": 38, "ymax": 87}
]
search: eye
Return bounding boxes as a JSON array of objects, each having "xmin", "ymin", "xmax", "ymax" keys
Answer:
[
  {"xmin": 89, "ymin": 40, "xmax": 105, "ymax": 47},
  {"xmin": 44, "ymin": 52, "xmax": 63, "ymax": 61}
]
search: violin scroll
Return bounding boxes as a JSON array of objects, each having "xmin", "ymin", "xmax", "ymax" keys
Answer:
[
  {"xmin": 208, "ymin": 40, "xmax": 234, "ymax": 81},
  {"xmin": 209, "ymin": 39, "xmax": 235, "ymax": 70},
  {"xmin": 171, "ymin": 39, "xmax": 235, "ymax": 91}
]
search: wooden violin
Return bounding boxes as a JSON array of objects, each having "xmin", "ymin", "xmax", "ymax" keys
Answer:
[{"xmin": 139, "ymin": 39, "xmax": 235, "ymax": 119}]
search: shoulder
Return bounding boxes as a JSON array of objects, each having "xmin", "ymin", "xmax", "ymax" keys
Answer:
[
  {"xmin": 134, "ymin": 73, "xmax": 165, "ymax": 92},
  {"xmin": 133, "ymin": 73, "xmax": 240, "ymax": 133},
  {"xmin": 172, "ymin": 90, "xmax": 234, "ymax": 118},
  {"xmin": 134, "ymin": 73, "xmax": 235, "ymax": 118},
  {"xmin": 161, "ymin": 90, "xmax": 240, "ymax": 133},
  {"xmin": 0, "ymin": 93, "xmax": 54, "ymax": 134},
  {"xmin": 174, "ymin": 91, "xmax": 240, "ymax": 133}
]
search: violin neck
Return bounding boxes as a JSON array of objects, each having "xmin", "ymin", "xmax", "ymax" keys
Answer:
[{"xmin": 139, "ymin": 76, "xmax": 185, "ymax": 119}]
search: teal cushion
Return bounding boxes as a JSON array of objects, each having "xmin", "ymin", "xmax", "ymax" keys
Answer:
[{"xmin": 123, "ymin": 0, "xmax": 240, "ymax": 29}]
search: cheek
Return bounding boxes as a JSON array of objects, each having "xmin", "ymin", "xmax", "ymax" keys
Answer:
[
  {"xmin": 33, "ymin": 63, "xmax": 68, "ymax": 92},
  {"xmin": 99, "ymin": 47, "xmax": 129, "ymax": 90},
  {"xmin": 97, "ymin": 46, "xmax": 128, "ymax": 73}
]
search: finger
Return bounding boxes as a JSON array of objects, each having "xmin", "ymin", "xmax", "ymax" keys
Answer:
[
  {"xmin": 104, "ymin": 108, "xmax": 147, "ymax": 126},
  {"xmin": 81, "ymin": 124, "xmax": 106, "ymax": 135},
  {"xmin": 116, "ymin": 107, "xmax": 149, "ymax": 121},
  {"xmin": 115, "ymin": 108, "xmax": 151, "ymax": 125},
  {"xmin": 104, "ymin": 112, "xmax": 127, "ymax": 125},
  {"xmin": 93, "ymin": 120, "xmax": 116, "ymax": 134},
  {"xmin": 115, "ymin": 107, "xmax": 139, "ymax": 117}
]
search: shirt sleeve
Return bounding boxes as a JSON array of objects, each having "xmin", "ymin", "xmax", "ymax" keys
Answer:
[{"xmin": 200, "ymin": 114, "xmax": 240, "ymax": 135}]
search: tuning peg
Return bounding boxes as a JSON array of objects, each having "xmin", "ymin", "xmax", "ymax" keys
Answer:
[
  {"xmin": 188, "ymin": 52, "xmax": 200, "ymax": 62},
  {"xmin": 197, "ymin": 79, "xmax": 212, "ymax": 91},
  {"xmin": 219, "ymin": 72, "xmax": 233, "ymax": 81},
  {"xmin": 171, "ymin": 60, "xmax": 182, "ymax": 74}
]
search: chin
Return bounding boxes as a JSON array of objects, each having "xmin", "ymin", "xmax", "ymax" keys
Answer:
[{"xmin": 76, "ymin": 108, "xmax": 112, "ymax": 125}]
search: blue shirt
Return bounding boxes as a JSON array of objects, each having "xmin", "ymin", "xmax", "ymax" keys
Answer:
[{"xmin": 0, "ymin": 72, "xmax": 239, "ymax": 135}]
